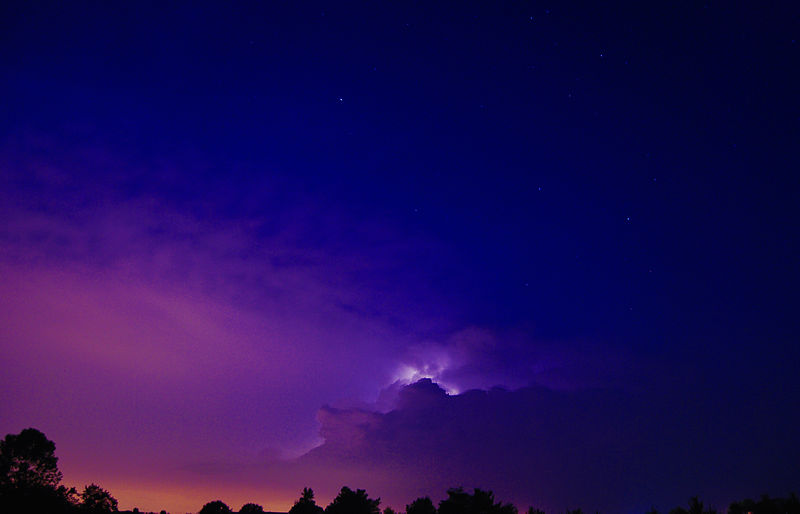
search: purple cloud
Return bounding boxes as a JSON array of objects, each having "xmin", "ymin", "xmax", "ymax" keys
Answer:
[
  {"xmin": 253, "ymin": 378, "xmax": 799, "ymax": 514},
  {"xmin": 0, "ymin": 135, "xmax": 645, "ymax": 512}
]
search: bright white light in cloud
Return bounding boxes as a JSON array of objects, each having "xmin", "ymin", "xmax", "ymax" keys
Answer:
[
  {"xmin": 391, "ymin": 363, "xmax": 459, "ymax": 394},
  {"xmin": 393, "ymin": 353, "xmax": 453, "ymax": 383}
]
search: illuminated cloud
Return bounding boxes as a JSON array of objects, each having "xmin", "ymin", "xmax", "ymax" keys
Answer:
[
  {"xmin": 0, "ymin": 137, "xmax": 605, "ymax": 511},
  {"xmin": 250, "ymin": 378, "xmax": 799, "ymax": 514},
  {"xmin": 3, "ymin": 134, "xmax": 794, "ymax": 514}
]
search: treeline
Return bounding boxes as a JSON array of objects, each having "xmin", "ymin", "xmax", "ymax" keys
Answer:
[
  {"xmin": 0, "ymin": 428, "xmax": 117, "ymax": 514},
  {"xmin": 199, "ymin": 486, "xmax": 800, "ymax": 514},
  {"xmin": 2, "ymin": 428, "xmax": 798, "ymax": 514}
]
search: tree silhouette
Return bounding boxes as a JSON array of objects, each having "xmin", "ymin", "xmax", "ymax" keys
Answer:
[
  {"xmin": 406, "ymin": 497, "xmax": 436, "ymax": 514},
  {"xmin": 0, "ymin": 428, "xmax": 77, "ymax": 514},
  {"xmin": 325, "ymin": 487, "xmax": 380, "ymax": 514},
  {"xmin": 3, "ymin": 428, "xmax": 799, "ymax": 514},
  {"xmin": 669, "ymin": 497, "xmax": 717, "ymax": 514},
  {"xmin": 0, "ymin": 428, "xmax": 63, "ymax": 491},
  {"xmin": 240, "ymin": 503, "xmax": 265, "ymax": 514},
  {"xmin": 728, "ymin": 493, "xmax": 800, "ymax": 514},
  {"xmin": 439, "ymin": 488, "xmax": 517, "ymax": 514},
  {"xmin": 200, "ymin": 500, "xmax": 233, "ymax": 514},
  {"xmin": 289, "ymin": 488, "xmax": 324, "ymax": 514},
  {"xmin": 80, "ymin": 484, "xmax": 118, "ymax": 513}
]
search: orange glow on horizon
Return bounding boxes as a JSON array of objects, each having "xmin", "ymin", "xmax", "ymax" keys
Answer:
[{"xmin": 81, "ymin": 479, "xmax": 298, "ymax": 514}]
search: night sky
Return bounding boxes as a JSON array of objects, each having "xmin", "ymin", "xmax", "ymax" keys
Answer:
[{"xmin": 1, "ymin": 2, "xmax": 798, "ymax": 513}]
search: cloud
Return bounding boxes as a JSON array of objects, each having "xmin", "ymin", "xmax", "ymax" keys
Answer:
[
  {"xmin": 247, "ymin": 378, "xmax": 800, "ymax": 514},
  {"xmin": 272, "ymin": 380, "xmax": 642, "ymax": 512},
  {"xmin": 0, "ymin": 134, "xmax": 652, "ymax": 512},
  {"xmin": 0, "ymin": 135, "xmax": 464, "ymax": 507},
  {"xmin": 388, "ymin": 326, "xmax": 629, "ymax": 396}
]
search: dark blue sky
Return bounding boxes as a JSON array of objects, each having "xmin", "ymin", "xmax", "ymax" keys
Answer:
[{"xmin": 1, "ymin": 2, "xmax": 798, "ymax": 512}]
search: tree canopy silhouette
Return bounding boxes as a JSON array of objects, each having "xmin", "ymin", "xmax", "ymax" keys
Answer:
[
  {"xmin": 438, "ymin": 488, "xmax": 517, "ymax": 514},
  {"xmin": 728, "ymin": 493, "xmax": 800, "ymax": 514},
  {"xmin": 239, "ymin": 503, "xmax": 265, "ymax": 514},
  {"xmin": 325, "ymin": 487, "xmax": 380, "ymax": 514},
  {"xmin": 668, "ymin": 496, "xmax": 718, "ymax": 514},
  {"xmin": 199, "ymin": 500, "xmax": 233, "ymax": 514},
  {"xmin": 0, "ymin": 428, "xmax": 77, "ymax": 514},
  {"xmin": 0, "ymin": 428, "xmax": 63, "ymax": 491},
  {"xmin": 290, "ymin": 488, "xmax": 324, "ymax": 514},
  {"xmin": 80, "ymin": 484, "xmax": 118, "ymax": 513},
  {"xmin": 406, "ymin": 497, "xmax": 436, "ymax": 514}
]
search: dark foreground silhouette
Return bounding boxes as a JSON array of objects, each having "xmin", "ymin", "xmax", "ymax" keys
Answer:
[{"xmin": 2, "ymin": 428, "xmax": 797, "ymax": 514}]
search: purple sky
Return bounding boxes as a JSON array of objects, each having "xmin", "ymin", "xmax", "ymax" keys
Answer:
[
  {"xmin": 1, "ymin": 132, "xmax": 795, "ymax": 514},
  {"xmin": 0, "ymin": 137, "xmax": 598, "ymax": 511},
  {"xmin": 2, "ymin": 3, "xmax": 798, "ymax": 513}
]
